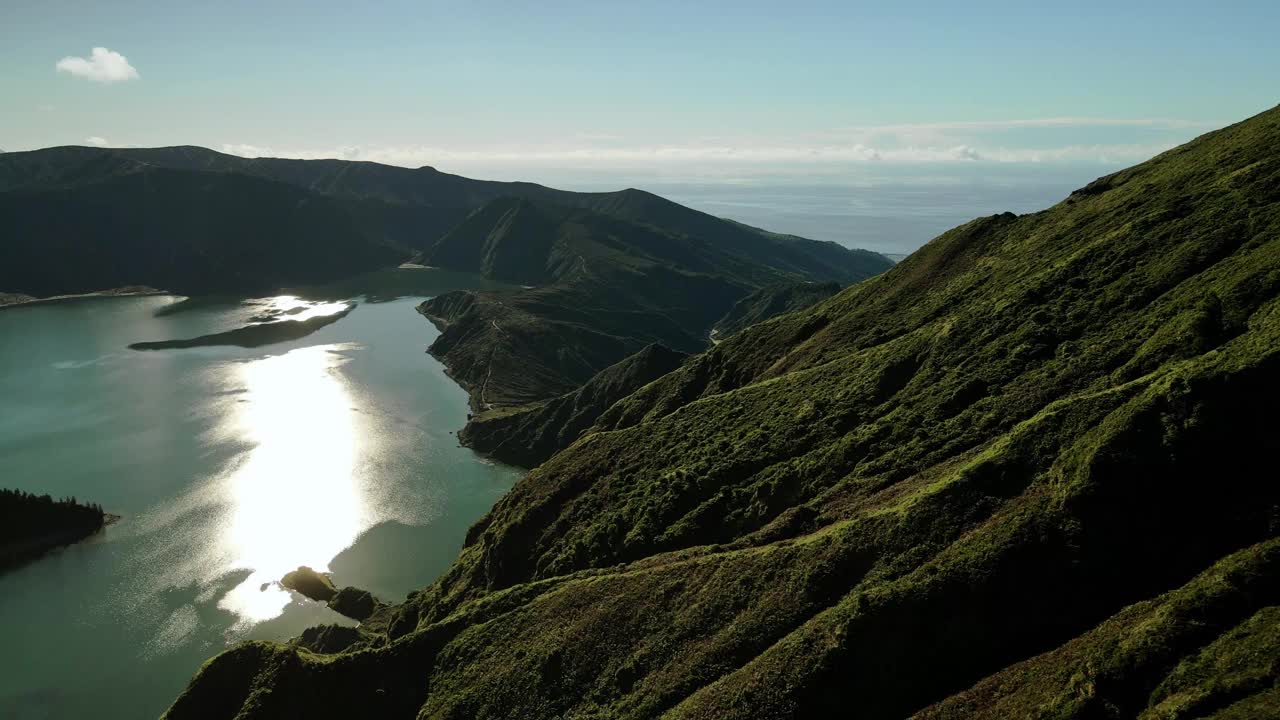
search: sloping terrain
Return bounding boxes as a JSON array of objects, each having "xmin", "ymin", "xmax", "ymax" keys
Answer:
[
  {"xmin": 165, "ymin": 105, "xmax": 1280, "ymax": 719},
  {"xmin": 0, "ymin": 164, "xmax": 403, "ymax": 296},
  {"xmin": 0, "ymin": 145, "xmax": 887, "ymax": 316},
  {"xmin": 417, "ymin": 197, "xmax": 890, "ymax": 408},
  {"xmin": 458, "ymin": 343, "xmax": 689, "ymax": 467},
  {"xmin": 711, "ymin": 280, "xmax": 843, "ymax": 339}
]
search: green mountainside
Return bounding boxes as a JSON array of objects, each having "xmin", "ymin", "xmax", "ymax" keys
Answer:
[
  {"xmin": 0, "ymin": 162, "xmax": 404, "ymax": 296},
  {"xmin": 166, "ymin": 107, "xmax": 1280, "ymax": 719},
  {"xmin": 458, "ymin": 343, "xmax": 689, "ymax": 468},
  {"xmin": 0, "ymin": 144, "xmax": 886, "ymax": 309},
  {"xmin": 0, "ymin": 145, "xmax": 552, "ymax": 252},
  {"xmin": 417, "ymin": 196, "xmax": 889, "ymax": 411},
  {"xmin": 711, "ymin": 280, "xmax": 843, "ymax": 339}
]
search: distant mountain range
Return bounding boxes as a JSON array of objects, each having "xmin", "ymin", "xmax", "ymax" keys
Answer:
[
  {"xmin": 166, "ymin": 106, "xmax": 1280, "ymax": 719},
  {"xmin": 0, "ymin": 144, "xmax": 891, "ymax": 441},
  {"xmin": 418, "ymin": 194, "xmax": 887, "ymax": 413},
  {"xmin": 0, "ymin": 145, "xmax": 887, "ymax": 295}
]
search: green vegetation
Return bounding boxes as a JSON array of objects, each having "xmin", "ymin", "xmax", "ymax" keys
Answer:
[
  {"xmin": 0, "ymin": 159, "xmax": 405, "ymax": 297},
  {"xmin": 459, "ymin": 343, "xmax": 689, "ymax": 467},
  {"xmin": 280, "ymin": 566, "xmax": 338, "ymax": 602},
  {"xmin": 917, "ymin": 541, "xmax": 1280, "ymax": 719},
  {"xmin": 327, "ymin": 587, "xmax": 387, "ymax": 622},
  {"xmin": 1, "ymin": 488, "xmax": 108, "ymax": 571},
  {"xmin": 0, "ymin": 146, "xmax": 887, "ymax": 301},
  {"xmin": 167, "ymin": 104, "xmax": 1280, "ymax": 719},
  {"xmin": 711, "ymin": 280, "xmax": 843, "ymax": 339},
  {"xmin": 418, "ymin": 196, "xmax": 889, "ymax": 412}
]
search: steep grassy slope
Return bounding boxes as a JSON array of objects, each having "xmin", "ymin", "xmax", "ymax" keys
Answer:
[
  {"xmin": 0, "ymin": 165, "xmax": 403, "ymax": 296},
  {"xmin": 915, "ymin": 540, "xmax": 1280, "ymax": 719},
  {"xmin": 417, "ymin": 197, "xmax": 890, "ymax": 408},
  {"xmin": 458, "ymin": 344, "xmax": 689, "ymax": 467},
  {"xmin": 711, "ymin": 281, "xmax": 843, "ymax": 339},
  {"xmin": 167, "ymin": 106, "xmax": 1280, "ymax": 719},
  {"xmin": 418, "ymin": 261, "xmax": 740, "ymax": 406}
]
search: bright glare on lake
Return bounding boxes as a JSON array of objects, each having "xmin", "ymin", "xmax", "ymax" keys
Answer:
[
  {"xmin": 219, "ymin": 344, "xmax": 364, "ymax": 624},
  {"xmin": 0, "ymin": 277, "xmax": 521, "ymax": 719}
]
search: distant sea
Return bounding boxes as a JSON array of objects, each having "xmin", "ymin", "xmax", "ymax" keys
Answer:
[{"xmin": 530, "ymin": 164, "xmax": 1118, "ymax": 257}]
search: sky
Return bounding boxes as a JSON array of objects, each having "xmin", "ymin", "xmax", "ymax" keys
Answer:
[{"xmin": 1, "ymin": 0, "xmax": 1278, "ymax": 186}]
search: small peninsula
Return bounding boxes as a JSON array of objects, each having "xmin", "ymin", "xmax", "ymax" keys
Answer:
[
  {"xmin": 130, "ymin": 304, "xmax": 354, "ymax": 350},
  {"xmin": 1, "ymin": 488, "xmax": 111, "ymax": 572}
]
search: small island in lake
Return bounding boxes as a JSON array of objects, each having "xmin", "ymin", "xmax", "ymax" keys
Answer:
[
  {"xmin": 1, "ymin": 488, "xmax": 113, "ymax": 572},
  {"xmin": 129, "ymin": 303, "xmax": 354, "ymax": 350}
]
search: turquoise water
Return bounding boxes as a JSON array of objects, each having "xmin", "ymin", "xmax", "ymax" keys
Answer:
[{"xmin": 0, "ymin": 271, "xmax": 522, "ymax": 719}]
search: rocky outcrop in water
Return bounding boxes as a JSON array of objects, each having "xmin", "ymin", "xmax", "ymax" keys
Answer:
[
  {"xmin": 280, "ymin": 566, "xmax": 337, "ymax": 602},
  {"xmin": 129, "ymin": 304, "xmax": 354, "ymax": 350}
]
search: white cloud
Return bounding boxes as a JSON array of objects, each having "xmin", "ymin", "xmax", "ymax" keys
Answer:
[
  {"xmin": 56, "ymin": 47, "xmax": 139, "ymax": 84},
  {"xmin": 85, "ymin": 136, "xmax": 110, "ymax": 147}
]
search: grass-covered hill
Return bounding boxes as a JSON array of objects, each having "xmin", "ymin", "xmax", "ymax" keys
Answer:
[
  {"xmin": 711, "ymin": 280, "xmax": 844, "ymax": 339},
  {"xmin": 417, "ymin": 196, "xmax": 889, "ymax": 410},
  {"xmin": 0, "ymin": 145, "xmax": 556, "ymax": 252},
  {"xmin": 166, "ymin": 104, "xmax": 1280, "ymax": 719},
  {"xmin": 458, "ymin": 343, "xmax": 689, "ymax": 468},
  {"xmin": 0, "ymin": 145, "xmax": 887, "ymax": 304},
  {"xmin": 0, "ymin": 163, "xmax": 404, "ymax": 297}
]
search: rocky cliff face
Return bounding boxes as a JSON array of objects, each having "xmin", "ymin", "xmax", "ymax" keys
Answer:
[{"xmin": 167, "ymin": 106, "xmax": 1280, "ymax": 719}]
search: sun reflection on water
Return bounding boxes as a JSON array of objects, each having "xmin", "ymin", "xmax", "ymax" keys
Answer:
[
  {"xmin": 250, "ymin": 295, "xmax": 351, "ymax": 323},
  {"xmin": 216, "ymin": 344, "xmax": 364, "ymax": 624}
]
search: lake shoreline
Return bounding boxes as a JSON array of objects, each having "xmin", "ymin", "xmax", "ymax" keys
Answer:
[
  {"xmin": 1, "ymin": 511, "xmax": 121, "ymax": 575},
  {"xmin": 0, "ymin": 281, "xmax": 523, "ymax": 718},
  {"xmin": 0, "ymin": 287, "xmax": 169, "ymax": 311}
]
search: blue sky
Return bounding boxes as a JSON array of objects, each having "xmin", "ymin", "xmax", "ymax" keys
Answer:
[{"xmin": 2, "ymin": 0, "xmax": 1277, "ymax": 182}]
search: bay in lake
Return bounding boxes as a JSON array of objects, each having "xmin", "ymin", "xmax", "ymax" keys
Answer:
[{"xmin": 0, "ymin": 269, "xmax": 521, "ymax": 719}]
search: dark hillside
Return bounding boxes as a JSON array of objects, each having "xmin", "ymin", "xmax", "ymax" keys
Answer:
[
  {"xmin": 417, "ymin": 196, "xmax": 890, "ymax": 410},
  {"xmin": 0, "ymin": 145, "xmax": 887, "ymax": 305},
  {"xmin": 166, "ymin": 105, "xmax": 1280, "ymax": 720},
  {"xmin": 458, "ymin": 344, "xmax": 689, "ymax": 467},
  {"xmin": 1, "ymin": 489, "xmax": 108, "ymax": 571},
  {"xmin": 0, "ymin": 166, "xmax": 403, "ymax": 296},
  {"xmin": 711, "ymin": 281, "xmax": 843, "ymax": 339}
]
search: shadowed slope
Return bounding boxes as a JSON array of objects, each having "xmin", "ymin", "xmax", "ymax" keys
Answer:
[
  {"xmin": 417, "ymin": 197, "xmax": 890, "ymax": 409},
  {"xmin": 457, "ymin": 344, "xmax": 689, "ymax": 467},
  {"xmin": 169, "ymin": 106, "xmax": 1280, "ymax": 720},
  {"xmin": 0, "ymin": 145, "xmax": 888, "ymax": 306},
  {"xmin": 711, "ymin": 281, "xmax": 844, "ymax": 339},
  {"xmin": 0, "ymin": 166, "xmax": 403, "ymax": 297}
]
